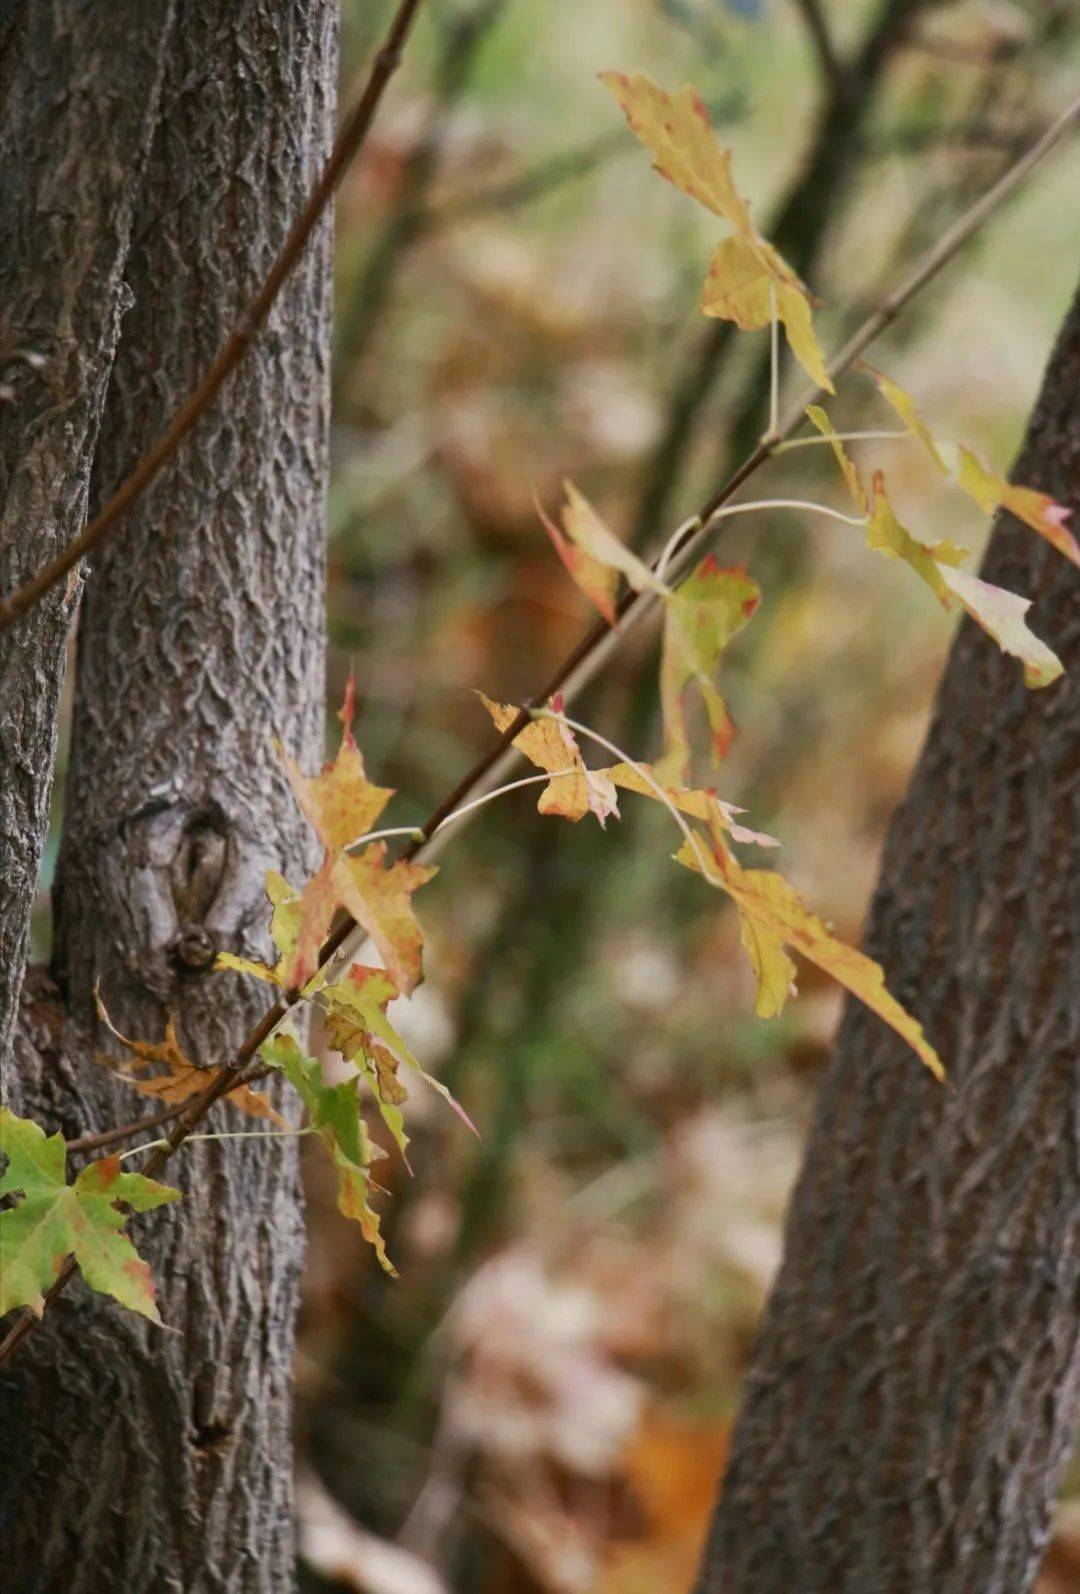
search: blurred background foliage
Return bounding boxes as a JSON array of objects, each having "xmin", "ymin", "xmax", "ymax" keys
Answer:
[{"xmin": 38, "ymin": 0, "xmax": 1080, "ymax": 1588}]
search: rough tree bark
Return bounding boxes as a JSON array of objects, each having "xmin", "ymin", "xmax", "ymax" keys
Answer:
[
  {"xmin": 0, "ymin": 0, "xmax": 176, "ymax": 1067},
  {"xmin": 698, "ymin": 287, "xmax": 1080, "ymax": 1591},
  {"xmin": 1, "ymin": 3, "xmax": 335, "ymax": 1588}
]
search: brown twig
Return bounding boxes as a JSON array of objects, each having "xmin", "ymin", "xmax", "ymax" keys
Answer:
[
  {"xmin": 0, "ymin": 0, "xmax": 425, "ymax": 634},
  {"xmin": 2, "ymin": 98, "xmax": 1075, "ymax": 1368}
]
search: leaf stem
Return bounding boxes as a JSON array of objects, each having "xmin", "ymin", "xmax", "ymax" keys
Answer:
[
  {"xmin": 116, "ymin": 1126, "xmax": 314, "ymax": 1161},
  {"xmin": 765, "ymin": 278, "xmax": 780, "ymax": 443},
  {"xmin": 772, "ymin": 429, "xmax": 910, "ymax": 452}
]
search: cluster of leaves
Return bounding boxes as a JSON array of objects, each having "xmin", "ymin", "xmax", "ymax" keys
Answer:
[{"xmin": 3, "ymin": 70, "xmax": 1073, "ymax": 1327}]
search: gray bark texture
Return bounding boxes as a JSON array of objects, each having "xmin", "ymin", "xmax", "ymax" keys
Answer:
[
  {"xmin": 1, "ymin": 2, "xmax": 336, "ymax": 1589},
  {"xmin": 0, "ymin": 0, "xmax": 176, "ymax": 1068},
  {"xmin": 697, "ymin": 286, "xmax": 1080, "ymax": 1592}
]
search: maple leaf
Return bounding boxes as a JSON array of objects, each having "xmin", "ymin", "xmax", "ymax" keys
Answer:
[
  {"xmin": 537, "ymin": 480, "xmax": 663, "ymax": 625},
  {"xmin": 476, "ymin": 691, "xmax": 620, "ymax": 826},
  {"xmin": 866, "ymin": 471, "xmax": 967, "ymax": 606},
  {"xmin": 335, "ymin": 845, "xmax": 437, "ymax": 996},
  {"xmin": 948, "ymin": 445, "xmax": 1079, "ymax": 568},
  {"xmin": 602, "ymin": 762, "xmax": 780, "ymax": 846},
  {"xmin": 865, "ymin": 366, "xmax": 1077, "ymax": 566},
  {"xmin": 279, "ymin": 675, "xmax": 394, "ymax": 852},
  {"xmin": 321, "ymin": 966, "xmax": 477, "ymax": 1139},
  {"xmin": 599, "ymin": 71, "xmax": 833, "ymax": 391},
  {"xmin": 937, "ymin": 565, "xmax": 1063, "ymax": 689},
  {"xmin": 701, "ymin": 235, "xmax": 832, "ymax": 392},
  {"xmin": 0, "ymin": 1108, "xmax": 180, "ymax": 1319},
  {"xmin": 261, "ymin": 1034, "xmax": 394, "ymax": 1274},
  {"xmin": 94, "ymin": 991, "xmax": 286, "ymax": 1125},
  {"xmin": 656, "ymin": 557, "xmax": 760, "ymax": 784},
  {"xmin": 674, "ymin": 828, "xmax": 944, "ymax": 1079},
  {"xmin": 804, "ymin": 404, "xmax": 1062, "ymax": 687}
]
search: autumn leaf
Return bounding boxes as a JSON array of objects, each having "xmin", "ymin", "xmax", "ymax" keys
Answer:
[
  {"xmin": 656, "ymin": 557, "xmax": 760, "ymax": 783},
  {"xmin": 537, "ymin": 481, "xmax": 662, "ymax": 626},
  {"xmin": 476, "ymin": 691, "xmax": 620, "ymax": 826},
  {"xmin": 866, "ymin": 366, "xmax": 1077, "ymax": 566},
  {"xmin": 321, "ymin": 966, "xmax": 477, "ymax": 1139},
  {"xmin": 94, "ymin": 990, "xmax": 286, "ymax": 1126},
  {"xmin": 701, "ymin": 235, "xmax": 832, "ymax": 392},
  {"xmin": 261, "ymin": 1034, "xmax": 394, "ymax": 1274},
  {"xmin": 866, "ymin": 471, "xmax": 967, "ymax": 606},
  {"xmin": 278, "ymin": 675, "xmax": 394, "ymax": 852},
  {"xmin": 599, "ymin": 71, "xmax": 833, "ymax": 391},
  {"xmin": 947, "ymin": 444, "xmax": 1079, "ymax": 568},
  {"xmin": 937, "ymin": 565, "xmax": 1064, "ymax": 689},
  {"xmin": 603, "ymin": 762, "xmax": 780, "ymax": 846},
  {"xmin": 598, "ymin": 72, "xmax": 754, "ymax": 231},
  {"xmin": 335, "ymin": 846, "xmax": 437, "ymax": 996},
  {"xmin": 0, "ymin": 1108, "xmax": 180, "ymax": 1320},
  {"xmin": 675, "ymin": 824, "xmax": 944, "ymax": 1079},
  {"xmin": 861, "ymin": 364, "xmax": 946, "ymax": 469}
]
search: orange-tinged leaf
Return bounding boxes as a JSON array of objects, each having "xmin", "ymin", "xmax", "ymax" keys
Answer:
[
  {"xmin": 94, "ymin": 992, "xmax": 287, "ymax": 1126},
  {"xmin": 675, "ymin": 829, "xmax": 944, "ymax": 1078},
  {"xmin": 280, "ymin": 676, "xmax": 394, "ymax": 852},
  {"xmin": 950, "ymin": 446, "xmax": 1079, "ymax": 568},
  {"xmin": 335, "ymin": 845, "xmax": 436, "ymax": 996},
  {"xmin": 657, "ymin": 557, "xmax": 759, "ymax": 783},
  {"xmin": 322, "ymin": 968, "xmax": 478, "ymax": 1138},
  {"xmin": 475, "ymin": 691, "xmax": 620, "ymax": 826},
  {"xmin": 937, "ymin": 565, "xmax": 1064, "ymax": 689},
  {"xmin": 538, "ymin": 481, "xmax": 662, "ymax": 625},
  {"xmin": 867, "ymin": 367, "xmax": 1078, "ymax": 567},
  {"xmin": 538, "ymin": 495, "xmax": 618, "ymax": 625},
  {"xmin": 602, "ymin": 763, "xmax": 780, "ymax": 845},
  {"xmin": 599, "ymin": 72, "xmax": 754, "ymax": 233},
  {"xmin": 0, "ymin": 1108, "xmax": 180, "ymax": 1320},
  {"xmin": 601, "ymin": 71, "xmax": 833, "ymax": 392},
  {"xmin": 278, "ymin": 857, "xmax": 339, "ymax": 992}
]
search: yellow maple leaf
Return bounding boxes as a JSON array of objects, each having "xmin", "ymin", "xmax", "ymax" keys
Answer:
[
  {"xmin": 537, "ymin": 481, "xmax": 662, "ymax": 626},
  {"xmin": 476, "ymin": 691, "xmax": 620, "ymax": 826},
  {"xmin": 951, "ymin": 446, "xmax": 1079, "ymax": 568},
  {"xmin": 675, "ymin": 827, "xmax": 944, "ymax": 1079},
  {"xmin": 866, "ymin": 366, "xmax": 1077, "ymax": 567},
  {"xmin": 702, "ymin": 236, "xmax": 832, "ymax": 392},
  {"xmin": 599, "ymin": 71, "xmax": 833, "ymax": 391}
]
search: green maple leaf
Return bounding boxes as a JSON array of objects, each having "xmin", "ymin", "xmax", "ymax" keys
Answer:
[
  {"xmin": 260, "ymin": 1034, "xmax": 396, "ymax": 1275},
  {"xmin": 0, "ymin": 1108, "xmax": 180, "ymax": 1320}
]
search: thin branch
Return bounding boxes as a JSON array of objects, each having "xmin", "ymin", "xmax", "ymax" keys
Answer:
[
  {"xmin": 1, "ymin": 102, "xmax": 1075, "ymax": 1368},
  {"xmin": 791, "ymin": 0, "xmax": 844, "ymax": 90},
  {"xmin": 0, "ymin": 0, "xmax": 426, "ymax": 634}
]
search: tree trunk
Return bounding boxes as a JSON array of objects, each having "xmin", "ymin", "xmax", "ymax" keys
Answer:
[
  {"xmin": 697, "ymin": 287, "xmax": 1080, "ymax": 1591},
  {"xmin": 0, "ymin": 0, "xmax": 176, "ymax": 1067},
  {"xmin": 1, "ymin": 3, "xmax": 335, "ymax": 1588}
]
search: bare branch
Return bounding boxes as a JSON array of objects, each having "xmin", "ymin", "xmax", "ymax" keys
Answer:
[
  {"xmin": 0, "ymin": 0, "xmax": 425, "ymax": 633},
  {"xmin": 791, "ymin": 0, "xmax": 844, "ymax": 90}
]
